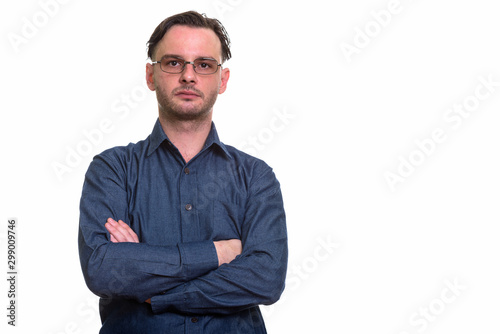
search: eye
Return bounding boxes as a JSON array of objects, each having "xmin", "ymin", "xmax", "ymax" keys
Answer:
[
  {"xmin": 162, "ymin": 57, "xmax": 183, "ymax": 68},
  {"xmin": 194, "ymin": 59, "xmax": 218, "ymax": 73}
]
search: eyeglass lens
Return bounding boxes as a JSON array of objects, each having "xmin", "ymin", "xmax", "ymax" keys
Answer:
[{"xmin": 160, "ymin": 57, "xmax": 219, "ymax": 74}]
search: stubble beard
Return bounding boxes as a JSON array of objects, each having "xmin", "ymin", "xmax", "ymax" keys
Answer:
[{"xmin": 156, "ymin": 84, "xmax": 219, "ymax": 123}]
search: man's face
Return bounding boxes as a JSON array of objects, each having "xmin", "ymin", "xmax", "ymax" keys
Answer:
[{"xmin": 146, "ymin": 25, "xmax": 230, "ymax": 122}]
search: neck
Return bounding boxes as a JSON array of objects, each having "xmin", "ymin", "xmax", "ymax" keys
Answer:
[{"xmin": 158, "ymin": 113, "xmax": 212, "ymax": 163}]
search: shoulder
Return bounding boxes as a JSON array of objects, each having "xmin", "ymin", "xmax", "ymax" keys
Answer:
[
  {"xmin": 223, "ymin": 144, "xmax": 273, "ymax": 172},
  {"xmin": 87, "ymin": 137, "xmax": 150, "ymax": 176},
  {"xmin": 221, "ymin": 143, "xmax": 280, "ymax": 191}
]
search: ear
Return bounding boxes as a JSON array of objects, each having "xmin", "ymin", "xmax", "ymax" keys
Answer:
[
  {"xmin": 146, "ymin": 63, "xmax": 156, "ymax": 91},
  {"xmin": 218, "ymin": 67, "xmax": 230, "ymax": 94}
]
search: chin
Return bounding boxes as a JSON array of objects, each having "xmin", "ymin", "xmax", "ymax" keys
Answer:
[{"xmin": 162, "ymin": 107, "xmax": 211, "ymax": 122}]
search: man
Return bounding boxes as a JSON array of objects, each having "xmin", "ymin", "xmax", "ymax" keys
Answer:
[{"xmin": 78, "ymin": 11, "xmax": 288, "ymax": 333}]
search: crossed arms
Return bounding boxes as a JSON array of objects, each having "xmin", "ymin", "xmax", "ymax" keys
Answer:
[
  {"xmin": 105, "ymin": 217, "xmax": 243, "ymax": 305},
  {"xmin": 78, "ymin": 152, "xmax": 288, "ymax": 315}
]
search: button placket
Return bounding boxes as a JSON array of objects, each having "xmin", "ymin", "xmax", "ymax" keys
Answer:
[
  {"xmin": 179, "ymin": 165, "xmax": 198, "ymax": 242},
  {"xmin": 184, "ymin": 167, "xmax": 193, "ymax": 211},
  {"xmin": 186, "ymin": 315, "xmax": 202, "ymax": 333}
]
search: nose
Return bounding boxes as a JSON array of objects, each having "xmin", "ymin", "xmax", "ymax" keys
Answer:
[{"xmin": 179, "ymin": 62, "xmax": 197, "ymax": 84}]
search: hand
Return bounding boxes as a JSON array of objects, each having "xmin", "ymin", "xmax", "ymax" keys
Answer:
[
  {"xmin": 214, "ymin": 239, "xmax": 242, "ymax": 266},
  {"xmin": 105, "ymin": 218, "xmax": 139, "ymax": 243}
]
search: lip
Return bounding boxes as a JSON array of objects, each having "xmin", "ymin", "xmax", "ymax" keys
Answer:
[{"xmin": 175, "ymin": 90, "xmax": 200, "ymax": 98}]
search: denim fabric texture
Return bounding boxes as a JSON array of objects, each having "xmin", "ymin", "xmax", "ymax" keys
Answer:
[{"xmin": 78, "ymin": 119, "xmax": 288, "ymax": 333}]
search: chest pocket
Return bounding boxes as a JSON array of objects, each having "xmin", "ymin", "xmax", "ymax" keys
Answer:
[{"xmin": 212, "ymin": 200, "xmax": 242, "ymax": 240}]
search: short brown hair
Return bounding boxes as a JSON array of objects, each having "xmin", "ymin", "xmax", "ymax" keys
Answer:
[{"xmin": 147, "ymin": 11, "xmax": 232, "ymax": 62}]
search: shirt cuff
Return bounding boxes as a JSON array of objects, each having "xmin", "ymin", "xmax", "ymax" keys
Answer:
[
  {"xmin": 178, "ymin": 240, "xmax": 218, "ymax": 280},
  {"xmin": 150, "ymin": 283, "xmax": 187, "ymax": 314}
]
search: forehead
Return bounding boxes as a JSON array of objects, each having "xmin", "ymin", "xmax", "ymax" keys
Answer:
[{"xmin": 154, "ymin": 25, "xmax": 222, "ymax": 61}]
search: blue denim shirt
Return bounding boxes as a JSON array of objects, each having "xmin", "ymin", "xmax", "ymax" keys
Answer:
[{"xmin": 78, "ymin": 119, "xmax": 288, "ymax": 333}]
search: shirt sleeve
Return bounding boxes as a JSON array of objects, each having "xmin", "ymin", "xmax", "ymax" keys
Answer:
[
  {"xmin": 150, "ymin": 163, "xmax": 288, "ymax": 315},
  {"xmin": 78, "ymin": 151, "xmax": 219, "ymax": 303}
]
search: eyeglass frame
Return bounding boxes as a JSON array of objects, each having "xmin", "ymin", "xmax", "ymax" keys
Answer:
[{"xmin": 152, "ymin": 55, "xmax": 222, "ymax": 75}]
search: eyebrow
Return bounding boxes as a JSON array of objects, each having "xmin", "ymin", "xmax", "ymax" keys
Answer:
[
  {"xmin": 159, "ymin": 54, "xmax": 183, "ymax": 60},
  {"xmin": 158, "ymin": 54, "xmax": 219, "ymax": 62}
]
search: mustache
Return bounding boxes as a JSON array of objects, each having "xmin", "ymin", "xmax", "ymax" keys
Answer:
[{"xmin": 172, "ymin": 86, "xmax": 204, "ymax": 97}]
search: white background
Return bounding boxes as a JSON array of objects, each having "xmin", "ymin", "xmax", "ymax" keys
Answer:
[{"xmin": 1, "ymin": 0, "xmax": 500, "ymax": 333}]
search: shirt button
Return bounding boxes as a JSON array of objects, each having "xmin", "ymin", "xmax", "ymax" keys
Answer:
[
  {"xmin": 184, "ymin": 167, "xmax": 190, "ymax": 175},
  {"xmin": 185, "ymin": 204, "xmax": 193, "ymax": 211},
  {"xmin": 191, "ymin": 317, "xmax": 198, "ymax": 323}
]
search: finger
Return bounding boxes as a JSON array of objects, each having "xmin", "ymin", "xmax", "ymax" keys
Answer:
[
  {"xmin": 105, "ymin": 220, "xmax": 130, "ymax": 243},
  {"xmin": 105, "ymin": 218, "xmax": 119, "ymax": 232},
  {"xmin": 115, "ymin": 220, "xmax": 137, "ymax": 242},
  {"xmin": 105, "ymin": 218, "xmax": 139, "ymax": 243},
  {"xmin": 105, "ymin": 222, "xmax": 126, "ymax": 242},
  {"xmin": 104, "ymin": 221, "xmax": 115, "ymax": 234},
  {"xmin": 117, "ymin": 220, "xmax": 139, "ymax": 243}
]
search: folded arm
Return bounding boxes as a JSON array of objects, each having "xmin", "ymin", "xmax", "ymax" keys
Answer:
[
  {"xmin": 104, "ymin": 218, "xmax": 242, "ymax": 303},
  {"xmin": 149, "ymin": 166, "xmax": 288, "ymax": 315},
  {"xmin": 78, "ymin": 153, "xmax": 220, "ymax": 303},
  {"xmin": 79, "ymin": 152, "xmax": 287, "ymax": 313}
]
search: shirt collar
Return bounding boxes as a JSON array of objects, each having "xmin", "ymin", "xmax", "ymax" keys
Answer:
[{"xmin": 147, "ymin": 118, "xmax": 233, "ymax": 159}]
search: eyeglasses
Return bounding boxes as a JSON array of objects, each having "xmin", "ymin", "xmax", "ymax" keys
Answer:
[{"xmin": 152, "ymin": 56, "xmax": 221, "ymax": 75}]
